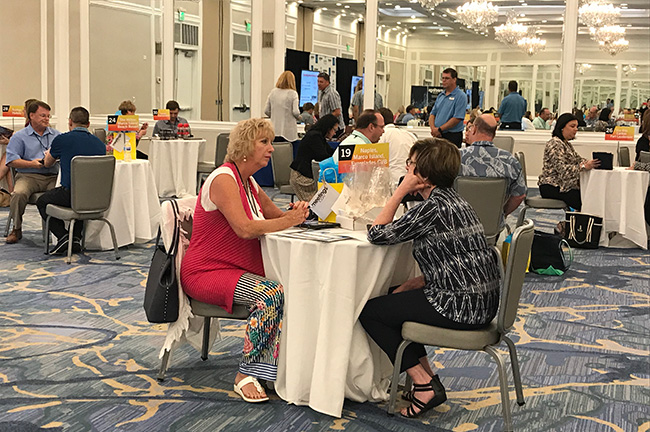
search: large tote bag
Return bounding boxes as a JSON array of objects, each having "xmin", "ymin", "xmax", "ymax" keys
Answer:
[
  {"xmin": 144, "ymin": 200, "xmax": 180, "ymax": 323},
  {"xmin": 529, "ymin": 230, "xmax": 573, "ymax": 275},
  {"xmin": 564, "ymin": 212, "xmax": 603, "ymax": 249}
]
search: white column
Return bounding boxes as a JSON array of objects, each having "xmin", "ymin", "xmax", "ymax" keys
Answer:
[
  {"xmin": 613, "ymin": 63, "xmax": 622, "ymax": 115},
  {"xmin": 162, "ymin": 0, "xmax": 175, "ymax": 103},
  {"xmin": 40, "ymin": 0, "xmax": 48, "ymax": 103},
  {"xmin": 363, "ymin": 0, "xmax": 378, "ymax": 112},
  {"xmin": 559, "ymin": 0, "xmax": 578, "ymax": 113},
  {"xmin": 273, "ymin": 0, "xmax": 286, "ymax": 79},
  {"xmin": 251, "ymin": 0, "xmax": 263, "ymax": 117},
  {"xmin": 531, "ymin": 64, "xmax": 538, "ymax": 111},
  {"xmin": 54, "ymin": 0, "xmax": 70, "ymax": 124},
  {"xmin": 80, "ymin": 0, "xmax": 90, "ymax": 108}
]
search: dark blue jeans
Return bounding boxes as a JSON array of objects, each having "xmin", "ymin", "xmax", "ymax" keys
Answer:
[{"xmin": 36, "ymin": 186, "xmax": 83, "ymax": 241}]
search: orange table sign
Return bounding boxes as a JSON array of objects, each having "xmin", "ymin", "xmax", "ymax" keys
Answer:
[
  {"xmin": 338, "ymin": 143, "xmax": 389, "ymax": 174},
  {"xmin": 107, "ymin": 115, "xmax": 140, "ymax": 132},
  {"xmin": 605, "ymin": 126, "xmax": 635, "ymax": 141},
  {"xmin": 2, "ymin": 105, "xmax": 24, "ymax": 117},
  {"xmin": 153, "ymin": 109, "xmax": 170, "ymax": 120}
]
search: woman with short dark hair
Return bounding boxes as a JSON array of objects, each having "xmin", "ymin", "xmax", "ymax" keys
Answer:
[
  {"xmin": 289, "ymin": 114, "xmax": 339, "ymax": 201},
  {"xmin": 538, "ymin": 113, "xmax": 600, "ymax": 210},
  {"xmin": 359, "ymin": 138, "xmax": 501, "ymax": 418}
]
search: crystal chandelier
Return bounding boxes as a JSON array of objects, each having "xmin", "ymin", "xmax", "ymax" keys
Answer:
[
  {"xmin": 579, "ymin": 0, "xmax": 620, "ymax": 28},
  {"xmin": 599, "ymin": 38, "xmax": 629, "ymax": 55},
  {"xmin": 419, "ymin": 0, "xmax": 443, "ymax": 8},
  {"xmin": 494, "ymin": 10, "xmax": 528, "ymax": 46},
  {"xmin": 589, "ymin": 25, "xmax": 626, "ymax": 43},
  {"xmin": 456, "ymin": 0, "xmax": 499, "ymax": 32},
  {"xmin": 517, "ymin": 29, "xmax": 547, "ymax": 56}
]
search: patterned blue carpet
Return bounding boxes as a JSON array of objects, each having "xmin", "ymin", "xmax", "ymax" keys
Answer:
[{"xmin": 0, "ymin": 198, "xmax": 648, "ymax": 432}]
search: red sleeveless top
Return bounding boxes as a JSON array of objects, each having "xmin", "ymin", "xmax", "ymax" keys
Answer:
[{"xmin": 180, "ymin": 163, "xmax": 265, "ymax": 313}]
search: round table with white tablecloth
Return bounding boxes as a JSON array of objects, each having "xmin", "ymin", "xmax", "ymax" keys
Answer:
[
  {"xmin": 580, "ymin": 167, "xmax": 650, "ymax": 249},
  {"xmin": 148, "ymin": 139, "xmax": 205, "ymax": 197},
  {"xmin": 84, "ymin": 159, "xmax": 161, "ymax": 250},
  {"xmin": 260, "ymin": 229, "xmax": 418, "ymax": 418}
]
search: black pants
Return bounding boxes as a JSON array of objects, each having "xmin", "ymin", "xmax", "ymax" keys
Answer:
[
  {"xmin": 359, "ymin": 289, "xmax": 486, "ymax": 373},
  {"xmin": 645, "ymin": 186, "xmax": 650, "ymax": 226},
  {"xmin": 441, "ymin": 131, "xmax": 463, "ymax": 148},
  {"xmin": 539, "ymin": 184, "xmax": 582, "ymax": 211},
  {"xmin": 36, "ymin": 186, "xmax": 83, "ymax": 240},
  {"xmin": 500, "ymin": 122, "xmax": 522, "ymax": 130}
]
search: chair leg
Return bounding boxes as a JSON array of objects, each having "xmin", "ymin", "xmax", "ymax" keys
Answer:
[
  {"xmin": 66, "ymin": 220, "xmax": 76, "ymax": 264},
  {"xmin": 100, "ymin": 218, "xmax": 120, "ymax": 260},
  {"xmin": 41, "ymin": 217, "xmax": 47, "ymax": 243},
  {"xmin": 503, "ymin": 336, "xmax": 525, "ymax": 406},
  {"xmin": 81, "ymin": 224, "xmax": 87, "ymax": 251},
  {"xmin": 516, "ymin": 205, "xmax": 528, "ymax": 228},
  {"xmin": 387, "ymin": 339, "xmax": 412, "ymax": 416},
  {"xmin": 44, "ymin": 216, "xmax": 52, "ymax": 254},
  {"xmin": 201, "ymin": 317, "xmax": 211, "ymax": 361},
  {"xmin": 158, "ymin": 349, "xmax": 171, "ymax": 381},
  {"xmin": 485, "ymin": 345, "xmax": 514, "ymax": 432}
]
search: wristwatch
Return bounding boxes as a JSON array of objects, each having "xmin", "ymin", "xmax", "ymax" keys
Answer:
[
  {"xmin": 438, "ymin": 127, "xmax": 443, "ymax": 135},
  {"xmin": 580, "ymin": 161, "xmax": 586, "ymax": 170}
]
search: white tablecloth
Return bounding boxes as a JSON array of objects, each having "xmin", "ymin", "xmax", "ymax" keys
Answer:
[
  {"xmin": 149, "ymin": 139, "xmax": 205, "ymax": 198},
  {"xmin": 260, "ymin": 229, "xmax": 417, "ymax": 417},
  {"xmin": 85, "ymin": 160, "xmax": 161, "ymax": 250},
  {"xmin": 580, "ymin": 167, "xmax": 649, "ymax": 249}
]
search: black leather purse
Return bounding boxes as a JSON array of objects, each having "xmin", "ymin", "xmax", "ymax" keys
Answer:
[{"xmin": 144, "ymin": 200, "xmax": 180, "ymax": 323}]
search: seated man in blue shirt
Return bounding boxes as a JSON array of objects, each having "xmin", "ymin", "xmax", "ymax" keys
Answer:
[
  {"xmin": 152, "ymin": 100, "xmax": 190, "ymax": 138},
  {"xmin": 37, "ymin": 107, "xmax": 107, "ymax": 255},
  {"xmin": 460, "ymin": 114, "xmax": 527, "ymax": 223},
  {"xmin": 5, "ymin": 101, "xmax": 60, "ymax": 244}
]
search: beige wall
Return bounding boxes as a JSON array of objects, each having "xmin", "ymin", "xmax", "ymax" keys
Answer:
[{"xmin": 201, "ymin": 0, "xmax": 230, "ymax": 121}]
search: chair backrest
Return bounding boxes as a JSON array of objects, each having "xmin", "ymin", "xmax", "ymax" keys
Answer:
[
  {"xmin": 515, "ymin": 151, "xmax": 527, "ymax": 183},
  {"xmin": 493, "ymin": 135, "xmax": 515, "ymax": 154},
  {"xmin": 639, "ymin": 151, "xmax": 650, "ymax": 163},
  {"xmin": 311, "ymin": 160, "xmax": 320, "ymax": 182},
  {"xmin": 498, "ymin": 219, "xmax": 534, "ymax": 333},
  {"xmin": 618, "ymin": 146, "xmax": 630, "ymax": 167},
  {"xmin": 71, "ymin": 155, "xmax": 116, "ymax": 214},
  {"xmin": 215, "ymin": 133, "xmax": 230, "ymax": 166},
  {"xmin": 454, "ymin": 176, "xmax": 508, "ymax": 244},
  {"xmin": 271, "ymin": 142, "xmax": 293, "ymax": 188},
  {"xmin": 93, "ymin": 128, "xmax": 107, "ymax": 144}
]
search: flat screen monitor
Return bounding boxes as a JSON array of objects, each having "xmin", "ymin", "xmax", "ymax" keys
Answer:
[
  {"xmin": 299, "ymin": 70, "xmax": 319, "ymax": 107},
  {"xmin": 410, "ymin": 86, "xmax": 428, "ymax": 109},
  {"xmin": 350, "ymin": 75, "xmax": 363, "ymax": 101}
]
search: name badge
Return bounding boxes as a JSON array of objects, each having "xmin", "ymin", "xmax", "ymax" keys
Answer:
[{"xmin": 449, "ymin": 97, "xmax": 455, "ymax": 100}]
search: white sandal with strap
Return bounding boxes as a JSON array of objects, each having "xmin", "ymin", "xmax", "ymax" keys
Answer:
[{"xmin": 234, "ymin": 376, "xmax": 269, "ymax": 403}]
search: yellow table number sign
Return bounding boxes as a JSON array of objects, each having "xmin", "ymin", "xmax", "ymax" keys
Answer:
[
  {"xmin": 2, "ymin": 105, "xmax": 24, "ymax": 117},
  {"xmin": 337, "ymin": 143, "xmax": 389, "ymax": 174},
  {"xmin": 153, "ymin": 109, "xmax": 170, "ymax": 121},
  {"xmin": 108, "ymin": 115, "xmax": 139, "ymax": 160}
]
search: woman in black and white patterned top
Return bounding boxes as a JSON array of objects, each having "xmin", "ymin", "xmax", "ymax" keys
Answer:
[{"xmin": 359, "ymin": 138, "xmax": 501, "ymax": 419}]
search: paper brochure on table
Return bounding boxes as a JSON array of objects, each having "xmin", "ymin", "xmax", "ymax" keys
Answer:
[
  {"xmin": 275, "ymin": 230, "xmax": 354, "ymax": 243},
  {"xmin": 309, "ymin": 182, "xmax": 341, "ymax": 220},
  {"xmin": 110, "ymin": 132, "xmax": 127, "ymax": 152}
]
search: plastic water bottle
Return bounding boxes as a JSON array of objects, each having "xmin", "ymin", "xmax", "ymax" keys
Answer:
[{"xmin": 124, "ymin": 141, "xmax": 132, "ymax": 162}]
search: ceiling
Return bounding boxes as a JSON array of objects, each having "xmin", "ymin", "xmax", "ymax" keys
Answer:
[{"xmin": 297, "ymin": 0, "xmax": 650, "ymax": 41}]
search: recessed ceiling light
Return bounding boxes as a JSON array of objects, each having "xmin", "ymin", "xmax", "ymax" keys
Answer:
[
  {"xmin": 627, "ymin": 24, "xmax": 632, "ymax": 26},
  {"xmin": 520, "ymin": 13, "xmax": 525, "ymax": 17},
  {"xmin": 541, "ymin": 19, "xmax": 547, "ymax": 23},
  {"xmin": 433, "ymin": 21, "xmax": 438, "ymax": 24},
  {"xmin": 342, "ymin": 13, "xmax": 346, "ymax": 16},
  {"xmin": 344, "ymin": 5, "xmax": 350, "ymax": 8},
  {"xmin": 397, "ymin": 21, "xmax": 401, "ymax": 24},
  {"xmin": 445, "ymin": 34, "xmax": 449, "ymax": 37},
  {"xmin": 621, "ymin": 3, "xmax": 627, "ymax": 5},
  {"xmin": 336, "ymin": 2, "xmax": 341, "ymax": 5},
  {"xmin": 442, "ymin": 13, "xmax": 447, "ymax": 17},
  {"xmin": 412, "ymin": 26, "xmax": 416, "ymax": 29},
  {"xmin": 411, "ymin": 15, "xmax": 416, "ymax": 19},
  {"xmin": 522, "ymin": 3, "xmax": 527, "ymax": 5},
  {"xmin": 395, "ymin": 5, "xmax": 401, "ymax": 9}
]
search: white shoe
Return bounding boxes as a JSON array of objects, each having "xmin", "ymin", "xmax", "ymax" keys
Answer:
[{"xmin": 233, "ymin": 376, "xmax": 269, "ymax": 403}]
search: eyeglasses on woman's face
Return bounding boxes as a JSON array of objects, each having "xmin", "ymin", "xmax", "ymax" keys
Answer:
[{"xmin": 405, "ymin": 158, "xmax": 416, "ymax": 167}]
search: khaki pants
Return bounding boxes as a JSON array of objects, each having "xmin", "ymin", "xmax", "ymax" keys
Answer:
[{"xmin": 10, "ymin": 173, "xmax": 57, "ymax": 230}]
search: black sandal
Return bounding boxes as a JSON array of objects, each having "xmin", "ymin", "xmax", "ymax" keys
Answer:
[
  {"xmin": 401, "ymin": 376, "xmax": 447, "ymax": 419},
  {"xmin": 402, "ymin": 374, "xmax": 444, "ymax": 402}
]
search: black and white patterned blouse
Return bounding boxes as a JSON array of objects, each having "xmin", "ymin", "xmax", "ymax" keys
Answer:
[{"xmin": 368, "ymin": 187, "xmax": 501, "ymax": 325}]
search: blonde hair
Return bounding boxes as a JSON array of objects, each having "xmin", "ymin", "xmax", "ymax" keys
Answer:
[
  {"xmin": 276, "ymin": 71, "xmax": 297, "ymax": 90},
  {"xmin": 225, "ymin": 118, "xmax": 275, "ymax": 163}
]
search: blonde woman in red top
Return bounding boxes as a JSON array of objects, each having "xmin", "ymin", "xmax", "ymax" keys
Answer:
[{"xmin": 181, "ymin": 118, "xmax": 309, "ymax": 403}]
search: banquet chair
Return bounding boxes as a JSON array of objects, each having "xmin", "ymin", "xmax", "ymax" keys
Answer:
[
  {"xmin": 493, "ymin": 136, "xmax": 515, "ymax": 154},
  {"xmin": 3, "ymin": 167, "xmax": 47, "ymax": 241},
  {"xmin": 156, "ymin": 197, "xmax": 250, "ymax": 381},
  {"xmin": 44, "ymin": 155, "xmax": 119, "ymax": 264},
  {"xmin": 639, "ymin": 151, "xmax": 650, "ymax": 163},
  {"xmin": 618, "ymin": 146, "xmax": 630, "ymax": 167},
  {"xmin": 196, "ymin": 133, "xmax": 229, "ymax": 194},
  {"xmin": 515, "ymin": 151, "xmax": 567, "ymax": 227},
  {"xmin": 454, "ymin": 177, "xmax": 508, "ymax": 245},
  {"xmin": 93, "ymin": 128, "xmax": 107, "ymax": 144},
  {"xmin": 387, "ymin": 219, "xmax": 535, "ymax": 432},
  {"xmin": 270, "ymin": 142, "xmax": 296, "ymax": 202},
  {"xmin": 311, "ymin": 160, "xmax": 320, "ymax": 183}
]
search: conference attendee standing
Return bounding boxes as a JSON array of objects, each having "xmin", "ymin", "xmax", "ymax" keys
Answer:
[
  {"xmin": 37, "ymin": 107, "xmax": 106, "ymax": 254},
  {"xmin": 532, "ymin": 108, "xmax": 551, "ymax": 130},
  {"xmin": 5, "ymin": 101, "xmax": 60, "ymax": 244},
  {"xmin": 264, "ymin": 71, "xmax": 300, "ymax": 142},
  {"xmin": 428, "ymin": 68, "xmax": 466, "ymax": 148},
  {"xmin": 317, "ymin": 72, "xmax": 345, "ymax": 132},
  {"xmin": 152, "ymin": 100, "xmax": 190, "ymax": 137},
  {"xmin": 635, "ymin": 110, "xmax": 650, "ymax": 161},
  {"xmin": 498, "ymin": 81, "xmax": 527, "ymax": 130},
  {"xmin": 378, "ymin": 107, "xmax": 417, "ymax": 188}
]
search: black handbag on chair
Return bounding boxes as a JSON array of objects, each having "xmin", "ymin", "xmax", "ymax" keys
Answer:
[
  {"xmin": 144, "ymin": 200, "xmax": 180, "ymax": 323},
  {"xmin": 564, "ymin": 212, "xmax": 603, "ymax": 249}
]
